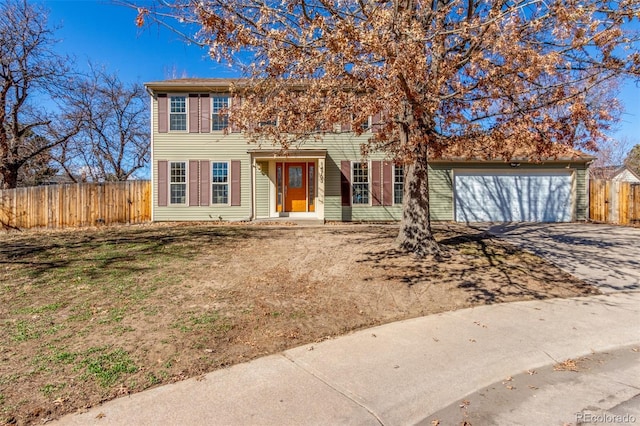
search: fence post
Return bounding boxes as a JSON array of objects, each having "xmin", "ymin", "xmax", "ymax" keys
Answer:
[{"xmin": 610, "ymin": 181, "xmax": 618, "ymax": 224}]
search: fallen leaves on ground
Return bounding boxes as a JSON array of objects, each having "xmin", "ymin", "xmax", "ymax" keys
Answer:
[{"xmin": 554, "ymin": 358, "xmax": 579, "ymax": 372}]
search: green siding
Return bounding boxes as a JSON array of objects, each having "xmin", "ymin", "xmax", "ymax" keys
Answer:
[
  {"xmin": 152, "ymin": 153, "xmax": 251, "ymax": 222},
  {"xmin": 428, "ymin": 165, "xmax": 454, "ymax": 221},
  {"xmin": 574, "ymin": 165, "xmax": 588, "ymax": 221},
  {"xmin": 321, "ymin": 134, "xmax": 403, "ymax": 221},
  {"xmin": 256, "ymin": 162, "xmax": 270, "ymax": 218},
  {"xmin": 150, "ymin": 92, "xmax": 590, "ymax": 223},
  {"xmin": 152, "ymin": 94, "xmax": 253, "ymax": 221}
]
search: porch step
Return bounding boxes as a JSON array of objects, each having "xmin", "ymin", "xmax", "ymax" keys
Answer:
[{"xmin": 252, "ymin": 218, "xmax": 325, "ymax": 226}]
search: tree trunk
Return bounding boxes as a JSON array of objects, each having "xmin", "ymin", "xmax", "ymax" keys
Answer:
[
  {"xmin": 0, "ymin": 165, "xmax": 19, "ymax": 189},
  {"xmin": 396, "ymin": 140, "xmax": 440, "ymax": 257}
]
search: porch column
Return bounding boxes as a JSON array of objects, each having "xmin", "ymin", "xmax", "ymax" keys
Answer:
[
  {"xmin": 251, "ymin": 155, "xmax": 256, "ymax": 220},
  {"xmin": 317, "ymin": 158, "xmax": 325, "ymax": 220}
]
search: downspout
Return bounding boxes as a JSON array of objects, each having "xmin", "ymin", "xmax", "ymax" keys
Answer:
[
  {"xmin": 585, "ymin": 159, "xmax": 595, "ymax": 223},
  {"xmin": 147, "ymin": 87, "xmax": 155, "ymax": 222}
]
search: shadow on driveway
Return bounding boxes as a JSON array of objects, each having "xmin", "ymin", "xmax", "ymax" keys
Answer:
[{"xmin": 485, "ymin": 223, "xmax": 640, "ymax": 293}]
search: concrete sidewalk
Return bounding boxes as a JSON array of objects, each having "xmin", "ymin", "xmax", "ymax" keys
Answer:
[{"xmin": 56, "ymin": 292, "xmax": 640, "ymax": 426}]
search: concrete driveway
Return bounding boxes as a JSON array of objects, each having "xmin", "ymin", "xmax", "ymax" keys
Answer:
[{"xmin": 487, "ymin": 223, "xmax": 640, "ymax": 293}]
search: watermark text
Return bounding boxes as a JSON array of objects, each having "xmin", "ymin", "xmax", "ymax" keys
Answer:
[{"xmin": 576, "ymin": 412, "xmax": 636, "ymax": 424}]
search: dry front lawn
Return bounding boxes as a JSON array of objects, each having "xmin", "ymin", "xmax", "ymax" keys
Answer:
[{"xmin": 0, "ymin": 223, "xmax": 598, "ymax": 425}]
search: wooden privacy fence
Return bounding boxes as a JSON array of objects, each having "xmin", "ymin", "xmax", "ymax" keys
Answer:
[
  {"xmin": 0, "ymin": 180, "xmax": 151, "ymax": 230},
  {"xmin": 589, "ymin": 179, "xmax": 640, "ymax": 226}
]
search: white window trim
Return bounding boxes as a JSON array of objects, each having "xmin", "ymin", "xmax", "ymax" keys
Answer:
[
  {"xmin": 169, "ymin": 161, "xmax": 188, "ymax": 206},
  {"xmin": 361, "ymin": 116, "xmax": 371, "ymax": 133},
  {"xmin": 211, "ymin": 160, "xmax": 231, "ymax": 206},
  {"xmin": 351, "ymin": 160, "xmax": 371, "ymax": 206},
  {"xmin": 211, "ymin": 95, "xmax": 230, "ymax": 132},
  {"xmin": 393, "ymin": 164, "xmax": 404, "ymax": 206},
  {"xmin": 168, "ymin": 94, "xmax": 188, "ymax": 132},
  {"xmin": 349, "ymin": 114, "xmax": 371, "ymax": 133}
]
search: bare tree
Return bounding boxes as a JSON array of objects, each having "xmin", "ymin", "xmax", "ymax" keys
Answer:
[
  {"xmin": 0, "ymin": 0, "xmax": 83, "ymax": 189},
  {"xmin": 134, "ymin": 0, "xmax": 640, "ymax": 255},
  {"xmin": 16, "ymin": 134, "xmax": 58, "ymax": 186},
  {"xmin": 56, "ymin": 66, "xmax": 150, "ymax": 182},
  {"xmin": 590, "ymin": 136, "xmax": 634, "ymax": 179}
]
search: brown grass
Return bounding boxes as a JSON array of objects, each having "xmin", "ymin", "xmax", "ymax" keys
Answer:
[{"xmin": 0, "ymin": 222, "xmax": 598, "ymax": 425}]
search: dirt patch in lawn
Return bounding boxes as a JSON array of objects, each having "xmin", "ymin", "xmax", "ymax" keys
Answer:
[{"xmin": 0, "ymin": 223, "xmax": 598, "ymax": 425}]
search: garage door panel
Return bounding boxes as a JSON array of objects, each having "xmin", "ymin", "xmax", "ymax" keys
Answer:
[{"xmin": 454, "ymin": 170, "xmax": 572, "ymax": 222}]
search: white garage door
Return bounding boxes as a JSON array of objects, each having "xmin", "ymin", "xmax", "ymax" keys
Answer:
[{"xmin": 454, "ymin": 170, "xmax": 573, "ymax": 222}]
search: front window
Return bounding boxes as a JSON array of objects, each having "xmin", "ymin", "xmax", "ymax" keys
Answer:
[
  {"xmin": 350, "ymin": 114, "xmax": 369, "ymax": 133},
  {"xmin": 212, "ymin": 162, "xmax": 229, "ymax": 204},
  {"xmin": 169, "ymin": 96, "xmax": 187, "ymax": 131},
  {"xmin": 170, "ymin": 162, "xmax": 186, "ymax": 204},
  {"xmin": 360, "ymin": 116, "xmax": 370, "ymax": 132},
  {"xmin": 394, "ymin": 165, "xmax": 404, "ymax": 204},
  {"xmin": 276, "ymin": 163, "xmax": 283, "ymax": 212},
  {"xmin": 352, "ymin": 162, "xmax": 369, "ymax": 205},
  {"xmin": 289, "ymin": 166, "xmax": 302, "ymax": 188},
  {"xmin": 212, "ymin": 96, "xmax": 229, "ymax": 131}
]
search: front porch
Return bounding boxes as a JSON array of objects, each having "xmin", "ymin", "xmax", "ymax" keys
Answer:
[{"xmin": 249, "ymin": 149, "xmax": 326, "ymax": 221}]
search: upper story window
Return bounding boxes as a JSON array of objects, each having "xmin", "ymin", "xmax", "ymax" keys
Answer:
[
  {"xmin": 212, "ymin": 96, "xmax": 229, "ymax": 131},
  {"xmin": 352, "ymin": 162, "xmax": 369, "ymax": 205},
  {"xmin": 394, "ymin": 165, "xmax": 404, "ymax": 205},
  {"xmin": 347, "ymin": 114, "xmax": 370, "ymax": 133},
  {"xmin": 169, "ymin": 96, "xmax": 187, "ymax": 131},
  {"xmin": 360, "ymin": 116, "xmax": 370, "ymax": 132}
]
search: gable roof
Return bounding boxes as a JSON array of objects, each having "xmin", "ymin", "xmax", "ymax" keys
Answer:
[
  {"xmin": 612, "ymin": 165, "xmax": 640, "ymax": 182},
  {"xmin": 435, "ymin": 143, "xmax": 593, "ymax": 163}
]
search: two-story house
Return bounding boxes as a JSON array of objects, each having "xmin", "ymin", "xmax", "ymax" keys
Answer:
[{"xmin": 145, "ymin": 78, "xmax": 593, "ymax": 223}]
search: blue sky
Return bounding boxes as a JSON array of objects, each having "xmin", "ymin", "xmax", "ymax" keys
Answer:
[
  {"xmin": 41, "ymin": 0, "xmax": 234, "ymax": 82},
  {"xmin": 38, "ymin": 0, "xmax": 640, "ymax": 152}
]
